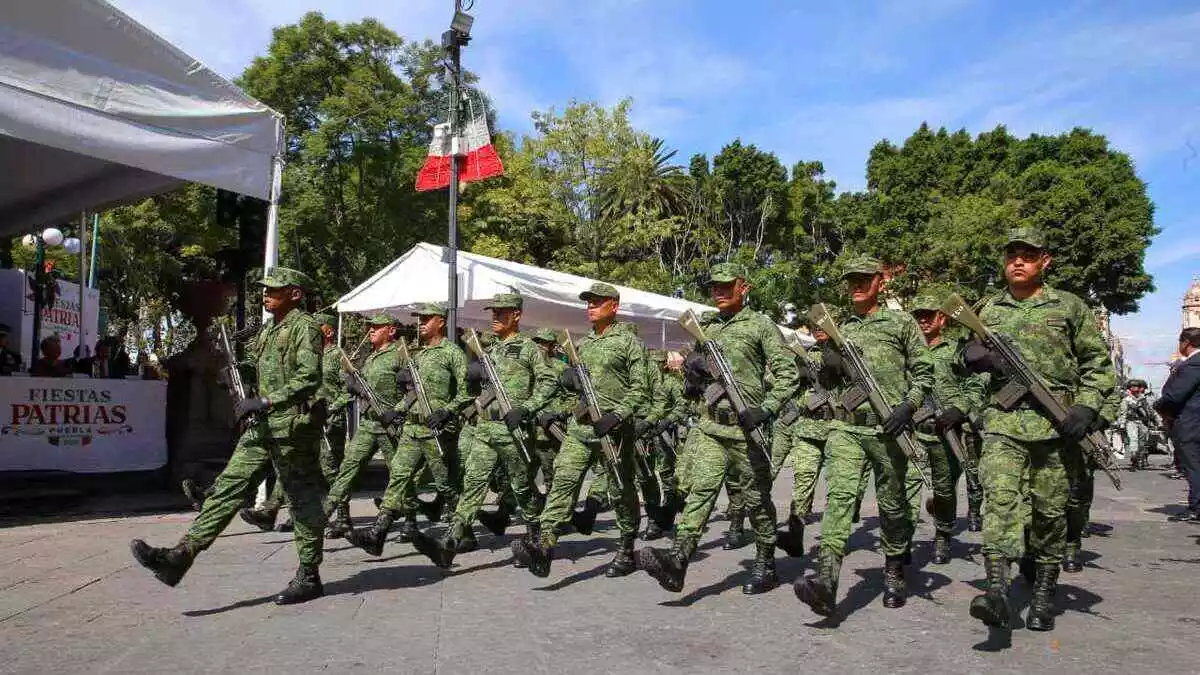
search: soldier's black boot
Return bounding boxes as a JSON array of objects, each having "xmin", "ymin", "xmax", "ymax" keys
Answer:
[
  {"xmin": 776, "ymin": 514, "xmax": 806, "ymax": 558},
  {"xmin": 275, "ymin": 564, "xmax": 323, "ymax": 605},
  {"xmin": 932, "ymin": 531, "xmax": 951, "ymax": 565},
  {"xmin": 510, "ymin": 535, "xmax": 553, "ymax": 578},
  {"xmin": 794, "ymin": 551, "xmax": 841, "ymax": 617},
  {"xmin": 347, "ymin": 510, "xmax": 396, "ymax": 557},
  {"xmin": 1026, "ymin": 563, "xmax": 1060, "ymax": 631},
  {"xmin": 969, "ymin": 555, "xmax": 1011, "ymax": 629},
  {"xmin": 1061, "ymin": 541, "xmax": 1082, "ymax": 573},
  {"xmin": 476, "ymin": 506, "xmax": 512, "ymax": 537},
  {"xmin": 238, "ymin": 505, "xmax": 278, "ymax": 532},
  {"xmin": 513, "ymin": 523, "xmax": 540, "ymax": 569},
  {"xmin": 416, "ymin": 495, "xmax": 444, "ymax": 524},
  {"xmin": 742, "ymin": 543, "xmax": 778, "ymax": 594},
  {"xmin": 606, "ymin": 534, "xmax": 637, "ymax": 578},
  {"xmin": 723, "ymin": 510, "xmax": 752, "ymax": 550},
  {"xmin": 180, "ymin": 479, "xmax": 205, "ymax": 511},
  {"xmin": 882, "ymin": 555, "xmax": 908, "ymax": 608},
  {"xmin": 411, "ymin": 529, "xmax": 457, "ymax": 569},
  {"xmin": 396, "ymin": 514, "xmax": 419, "ymax": 543},
  {"xmin": 641, "ymin": 518, "xmax": 665, "ymax": 541},
  {"xmin": 326, "ymin": 503, "xmax": 352, "ymax": 539},
  {"xmin": 130, "ymin": 540, "xmax": 194, "ymax": 587},
  {"xmin": 636, "ymin": 537, "xmax": 691, "ymax": 592},
  {"xmin": 570, "ymin": 497, "xmax": 602, "ymax": 535},
  {"xmin": 277, "ymin": 514, "xmax": 294, "ymax": 533}
]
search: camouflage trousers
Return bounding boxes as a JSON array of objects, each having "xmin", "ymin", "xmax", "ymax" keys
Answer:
[
  {"xmin": 324, "ymin": 425, "xmax": 397, "ymax": 511},
  {"xmin": 380, "ymin": 429, "xmax": 457, "ymax": 515},
  {"xmin": 674, "ymin": 424, "xmax": 776, "ymax": 552},
  {"xmin": 921, "ymin": 436, "xmax": 963, "ymax": 535},
  {"xmin": 184, "ymin": 422, "xmax": 326, "ymax": 567},
  {"xmin": 452, "ymin": 421, "xmax": 541, "ymax": 536},
  {"xmin": 267, "ymin": 419, "xmax": 348, "ymax": 511},
  {"xmin": 539, "ymin": 430, "xmax": 639, "ymax": 548},
  {"xmin": 534, "ymin": 434, "xmax": 561, "ymax": 493},
  {"xmin": 772, "ymin": 422, "xmax": 826, "ymax": 518},
  {"xmin": 980, "ymin": 434, "xmax": 1069, "ymax": 564},
  {"xmin": 822, "ymin": 426, "xmax": 914, "ymax": 559},
  {"xmin": 1064, "ymin": 448, "xmax": 1095, "ymax": 545}
]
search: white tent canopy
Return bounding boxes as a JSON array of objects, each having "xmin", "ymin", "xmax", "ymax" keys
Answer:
[
  {"xmin": 337, "ymin": 243, "xmax": 718, "ymax": 348},
  {"xmin": 0, "ymin": 0, "xmax": 282, "ymax": 237}
]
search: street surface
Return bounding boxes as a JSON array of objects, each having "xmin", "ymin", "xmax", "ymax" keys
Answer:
[{"xmin": 0, "ymin": 463, "xmax": 1196, "ymax": 674}]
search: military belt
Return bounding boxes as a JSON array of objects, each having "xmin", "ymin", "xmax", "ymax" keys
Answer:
[
  {"xmin": 840, "ymin": 409, "xmax": 880, "ymax": 427},
  {"xmin": 706, "ymin": 407, "xmax": 739, "ymax": 427},
  {"xmin": 916, "ymin": 421, "xmax": 937, "ymax": 435}
]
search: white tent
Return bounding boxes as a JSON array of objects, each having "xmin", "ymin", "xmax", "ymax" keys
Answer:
[
  {"xmin": 336, "ymin": 243, "xmax": 718, "ymax": 348},
  {"xmin": 0, "ymin": 0, "xmax": 283, "ymax": 237}
]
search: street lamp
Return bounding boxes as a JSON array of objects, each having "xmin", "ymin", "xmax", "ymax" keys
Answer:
[
  {"xmin": 22, "ymin": 227, "xmax": 83, "ymax": 364},
  {"xmin": 441, "ymin": 0, "xmax": 473, "ymax": 340}
]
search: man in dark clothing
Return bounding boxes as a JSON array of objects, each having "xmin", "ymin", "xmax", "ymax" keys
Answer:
[{"xmin": 1156, "ymin": 327, "xmax": 1200, "ymax": 523}]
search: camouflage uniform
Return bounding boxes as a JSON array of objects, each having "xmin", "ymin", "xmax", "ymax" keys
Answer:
[
  {"xmin": 639, "ymin": 263, "xmax": 801, "ymax": 594},
  {"xmin": 771, "ymin": 345, "xmax": 833, "ymax": 519},
  {"xmin": 324, "ymin": 315, "xmax": 403, "ymax": 510},
  {"xmin": 532, "ymin": 328, "xmax": 572, "ymax": 492},
  {"xmin": 448, "ymin": 294, "xmax": 558, "ymax": 546},
  {"xmin": 130, "ymin": 268, "xmax": 327, "ymax": 603}
]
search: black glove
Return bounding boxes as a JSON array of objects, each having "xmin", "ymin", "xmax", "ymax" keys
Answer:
[
  {"xmin": 683, "ymin": 352, "xmax": 710, "ymax": 386},
  {"xmin": 738, "ymin": 406, "xmax": 771, "ymax": 432},
  {"xmin": 536, "ymin": 410, "xmax": 566, "ymax": 429},
  {"xmin": 466, "ymin": 361, "xmax": 485, "ymax": 386},
  {"xmin": 426, "ymin": 408, "xmax": 454, "ymax": 432},
  {"xmin": 559, "ymin": 367, "xmax": 583, "ymax": 393},
  {"xmin": 344, "ymin": 373, "xmax": 365, "ymax": 397},
  {"xmin": 654, "ymin": 419, "xmax": 676, "ymax": 437},
  {"xmin": 882, "ymin": 401, "xmax": 917, "ymax": 436},
  {"xmin": 234, "ymin": 396, "xmax": 270, "ymax": 420},
  {"xmin": 819, "ymin": 344, "xmax": 844, "ymax": 377},
  {"xmin": 592, "ymin": 412, "xmax": 623, "ymax": 438},
  {"xmin": 934, "ymin": 405, "xmax": 968, "ymax": 433},
  {"xmin": 503, "ymin": 406, "xmax": 528, "ymax": 432},
  {"xmin": 396, "ymin": 368, "xmax": 414, "ymax": 391},
  {"xmin": 963, "ymin": 340, "xmax": 1002, "ymax": 374},
  {"xmin": 1059, "ymin": 405, "xmax": 1098, "ymax": 442},
  {"xmin": 683, "ymin": 379, "xmax": 705, "ymax": 400},
  {"xmin": 380, "ymin": 409, "xmax": 404, "ymax": 428}
]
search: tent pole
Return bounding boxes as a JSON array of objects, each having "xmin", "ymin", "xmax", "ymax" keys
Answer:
[
  {"xmin": 263, "ymin": 117, "xmax": 284, "ymax": 275},
  {"xmin": 661, "ymin": 321, "xmax": 667, "ymax": 349},
  {"xmin": 88, "ymin": 214, "xmax": 99, "ymax": 289},
  {"xmin": 79, "ymin": 211, "xmax": 88, "ymax": 356}
]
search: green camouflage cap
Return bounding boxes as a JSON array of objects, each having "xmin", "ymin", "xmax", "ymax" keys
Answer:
[
  {"xmin": 709, "ymin": 262, "xmax": 748, "ymax": 283},
  {"xmin": 840, "ymin": 256, "xmax": 883, "ymax": 279},
  {"xmin": 1127, "ymin": 378, "xmax": 1148, "ymax": 388},
  {"xmin": 484, "ymin": 292, "xmax": 523, "ymax": 310},
  {"xmin": 1006, "ymin": 227, "xmax": 1046, "ymax": 250},
  {"xmin": 313, "ymin": 313, "xmax": 336, "ymax": 327},
  {"xmin": 258, "ymin": 266, "xmax": 313, "ymax": 290},
  {"xmin": 579, "ymin": 282, "xmax": 620, "ymax": 301},
  {"xmin": 909, "ymin": 294, "xmax": 943, "ymax": 313},
  {"xmin": 532, "ymin": 328, "xmax": 559, "ymax": 343},
  {"xmin": 411, "ymin": 301, "xmax": 448, "ymax": 318},
  {"xmin": 364, "ymin": 313, "xmax": 396, "ymax": 326}
]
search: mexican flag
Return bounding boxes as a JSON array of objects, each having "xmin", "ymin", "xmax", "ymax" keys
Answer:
[{"xmin": 415, "ymin": 114, "xmax": 504, "ymax": 192}]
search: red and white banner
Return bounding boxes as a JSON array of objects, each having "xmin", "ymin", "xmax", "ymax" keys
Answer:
[{"xmin": 415, "ymin": 114, "xmax": 505, "ymax": 192}]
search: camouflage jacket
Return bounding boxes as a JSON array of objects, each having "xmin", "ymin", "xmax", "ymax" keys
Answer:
[
  {"xmin": 913, "ymin": 338, "xmax": 976, "ymax": 442},
  {"xmin": 778, "ymin": 347, "xmax": 832, "ymax": 441},
  {"xmin": 697, "ymin": 306, "xmax": 801, "ymax": 436},
  {"xmin": 249, "ymin": 307, "xmax": 323, "ymax": 434},
  {"xmin": 537, "ymin": 353, "xmax": 574, "ymax": 414},
  {"xmin": 831, "ymin": 307, "xmax": 934, "ymax": 432},
  {"xmin": 650, "ymin": 369, "xmax": 689, "ymax": 425},
  {"xmin": 479, "ymin": 332, "xmax": 558, "ymax": 417},
  {"xmin": 976, "ymin": 286, "xmax": 1115, "ymax": 441},
  {"xmin": 319, "ymin": 344, "xmax": 351, "ymax": 422},
  {"xmin": 357, "ymin": 341, "xmax": 401, "ymax": 433},
  {"xmin": 566, "ymin": 321, "xmax": 649, "ymax": 441},
  {"xmin": 1117, "ymin": 392, "xmax": 1157, "ymax": 426},
  {"xmin": 401, "ymin": 338, "xmax": 472, "ymax": 438}
]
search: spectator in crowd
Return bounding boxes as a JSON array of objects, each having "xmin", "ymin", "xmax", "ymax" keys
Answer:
[
  {"xmin": 0, "ymin": 323, "xmax": 22, "ymax": 375},
  {"xmin": 75, "ymin": 338, "xmax": 130, "ymax": 378},
  {"xmin": 1156, "ymin": 327, "xmax": 1200, "ymax": 523},
  {"xmin": 30, "ymin": 335, "xmax": 70, "ymax": 377}
]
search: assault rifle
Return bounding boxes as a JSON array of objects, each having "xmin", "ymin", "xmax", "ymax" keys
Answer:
[
  {"xmin": 212, "ymin": 318, "xmax": 265, "ymax": 432},
  {"xmin": 677, "ymin": 309, "xmax": 771, "ymax": 466},
  {"xmin": 561, "ymin": 331, "xmax": 624, "ymax": 489},
  {"xmin": 397, "ymin": 339, "xmax": 448, "ymax": 458},
  {"xmin": 913, "ymin": 391, "xmax": 978, "ymax": 471},
  {"xmin": 808, "ymin": 303, "xmax": 932, "ymax": 487},
  {"xmin": 940, "ymin": 294, "xmax": 1121, "ymax": 490},
  {"xmin": 782, "ymin": 332, "xmax": 835, "ymax": 422},
  {"xmin": 464, "ymin": 329, "xmax": 533, "ymax": 464}
]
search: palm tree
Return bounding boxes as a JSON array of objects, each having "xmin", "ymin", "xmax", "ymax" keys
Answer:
[{"xmin": 597, "ymin": 136, "xmax": 687, "ymax": 221}]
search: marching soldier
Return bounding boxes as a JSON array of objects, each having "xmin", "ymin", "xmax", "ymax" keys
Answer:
[
  {"xmin": 964, "ymin": 227, "xmax": 1115, "ymax": 632},
  {"xmin": 909, "ymin": 292, "xmax": 981, "ymax": 564},
  {"xmin": 793, "ymin": 256, "xmax": 933, "ymax": 616},
  {"xmin": 773, "ymin": 322, "xmax": 835, "ymax": 558},
  {"xmin": 314, "ymin": 312, "xmax": 354, "ymax": 537},
  {"xmin": 511, "ymin": 282, "xmax": 647, "ymax": 579},
  {"xmin": 639, "ymin": 349, "xmax": 688, "ymax": 540},
  {"xmin": 532, "ymin": 328, "xmax": 572, "ymax": 495},
  {"xmin": 347, "ymin": 302, "xmax": 473, "ymax": 557},
  {"xmin": 409, "ymin": 292, "xmax": 558, "ymax": 567},
  {"xmin": 130, "ymin": 267, "xmax": 328, "ymax": 604},
  {"xmin": 637, "ymin": 263, "xmax": 801, "ymax": 594},
  {"xmin": 322, "ymin": 314, "xmax": 405, "ymax": 552}
]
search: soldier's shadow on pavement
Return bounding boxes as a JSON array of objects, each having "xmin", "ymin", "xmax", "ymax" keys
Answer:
[
  {"xmin": 1057, "ymin": 583, "xmax": 1109, "ymax": 621},
  {"xmin": 183, "ymin": 594, "xmax": 277, "ymax": 617},
  {"xmin": 659, "ymin": 560, "xmax": 753, "ymax": 608},
  {"xmin": 530, "ymin": 538, "xmax": 620, "ymax": 592}
]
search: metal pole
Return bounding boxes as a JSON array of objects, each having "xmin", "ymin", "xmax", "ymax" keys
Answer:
[
  {"xmin": 31, "ymin": 237, "xmax": 44, "ymax": 363},
  {"xmin": 446, "ymin": 38, "xmax": 462, "ymax": 340},
  {"xmin": 88, "ymin": 214, "xmax": 100, "ymax": 288},
  {"xmin": 79, "ymin": 212, "xmax": 88, "ymax": 356}
]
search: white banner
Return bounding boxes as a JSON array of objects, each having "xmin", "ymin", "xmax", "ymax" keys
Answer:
[{"xmin": 0, "ymin": 377, "xmax": 166, "ymax": 473}]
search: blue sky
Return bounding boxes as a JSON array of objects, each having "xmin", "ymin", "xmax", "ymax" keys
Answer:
[{"xmin": 112, "ymin": 0, "xmax": 1200, "ymax": 387}]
